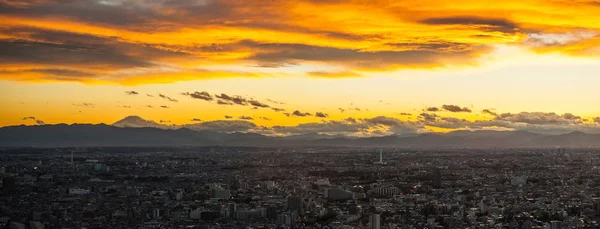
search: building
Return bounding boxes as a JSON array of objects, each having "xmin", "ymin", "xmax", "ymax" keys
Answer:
[
  {"xmin": 324, "ymin": 188, "xmax": 353, "ymax": 201},
  {"xmin": 372, "ymin": 187, "xmax": 400, "ymax": 196},
  {"xmin": 511, "ymin": 176, "xmax": 527, "ymax": 186},
  {"xmin": 228, "ymin": 203, "xmax": 237, "ymax": 219},
  {"xmin": 369, "ymin": 214, "xmax": 381, "ymax": 229},
  {"xmin": 432, "ymin": 169, "xmax": 442, "ymax": 188},
  {"xmin": 287, "ymin": 196, "xmax": 304, "ymax": 215},
  {"xmin": 69, "ymin": 188, "xmax": 90, "ymax": 195},
  {"xmin": 211, "ymin": 187, "xmax": 231, "ymax": 199}
]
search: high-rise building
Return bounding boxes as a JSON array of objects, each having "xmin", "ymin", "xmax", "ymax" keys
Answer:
[
  {"xmin": 287, "ymin": 196, "xmax": 304, "ymax": 215},
  {"xmin": 432, "ymin": 169, "xmax": 442, "ymax": 188},
  {"xmin": 369, "ymin": 214, "xmax": 381, "ymax": 229},
  {"xmin": 228, "ymin": 203, "xmax": 237, "ymax": 219},
  {"xmin": 2, "ymin": 176, "xmax": 16, "ymax": 193}
]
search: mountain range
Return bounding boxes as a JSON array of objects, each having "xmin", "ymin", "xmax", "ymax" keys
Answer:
[{"xmin": 1, "ymin": 116, "xmax": 600, "ymax": 148}]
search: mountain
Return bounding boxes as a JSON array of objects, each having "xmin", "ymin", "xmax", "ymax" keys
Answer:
[
  {"xmin": 2, "ymin": 124, "xmax": 600, "ymax": 148},
  {"xmin": 112, "ymin": 116, "xmax": 171, "ymax": 129}
]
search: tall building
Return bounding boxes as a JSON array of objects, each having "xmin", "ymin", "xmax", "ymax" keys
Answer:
[
  {"xmin": 369, "ymin": 214, "xmax": 381, "ymax": 229},
  {"xmin": 432, "ymin": 169, "xmax": 442, "ymax": 189},
  {"xmin": 287, "ymin": 196, "xmax": 304, "ymax": 215},
  {"xmin": 228, "ymin": 203, "xmax": 237, "ymax": 219},
  {"xmin": 2, "ymin": 176, "xmax": 16, "ymax": 193}
]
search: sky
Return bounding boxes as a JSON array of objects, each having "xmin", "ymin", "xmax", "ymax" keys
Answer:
[{"xmin": 2, "ymin": 0, "xmax": 600, "ymax": 136}]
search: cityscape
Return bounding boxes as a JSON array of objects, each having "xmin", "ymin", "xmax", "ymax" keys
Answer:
[
  {"xmin": 2, "ymin": 146, "xmax": 600, "ymax": 228},
  {"xmin": 3, "ymin": 0, "xmax": 600, "ymax": 228}
]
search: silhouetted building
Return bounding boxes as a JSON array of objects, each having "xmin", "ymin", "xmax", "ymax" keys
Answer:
[
  {"xmin": 287, "ymin": 196, "xmax": 303, "ymax": 215},
  {"xmin": 432, "ymin": 169, "xmax": 442, "ymax": 188}
]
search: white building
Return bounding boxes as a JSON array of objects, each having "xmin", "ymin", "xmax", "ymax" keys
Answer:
[{"xmin": 69, "ymin": 188, "xmax": 90, "ymax": 195}]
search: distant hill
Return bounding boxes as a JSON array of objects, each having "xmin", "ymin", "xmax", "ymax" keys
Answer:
[{"xmin": 3, "ymin": 122, "xmax": 600, "ymax": 148}]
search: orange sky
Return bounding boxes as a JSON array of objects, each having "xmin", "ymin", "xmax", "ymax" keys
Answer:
[{"xmin": 2, "ymin": 0, "xmax": 600, "ymax": 135}]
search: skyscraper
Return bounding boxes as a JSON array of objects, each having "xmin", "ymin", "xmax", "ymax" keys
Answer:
[
  {"xmin": 369, "ymin": 214, "xmax": 381, "ymax": 229},
  {"xmin": 287, "ymin": 196, "xmax": 304, "ymax": 215},
  {"xmin": 432, "ymin": 169, "xmax": 442, "ymax": 189}
]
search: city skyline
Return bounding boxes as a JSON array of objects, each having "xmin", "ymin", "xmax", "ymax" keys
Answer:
[{"xmin": 3, "ymin": 0, "xmax": 600, "ymax": 136}]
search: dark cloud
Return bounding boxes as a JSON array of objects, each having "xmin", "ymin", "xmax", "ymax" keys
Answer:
[
  {"xmin": 0, "ymin": 27, "xmax": 189, "ymax": 74},
  {"xmin": 73, "ymin": 103, "xmax": 95, "ymax": 108},
  {"xmin": 182, "ymin": 91, "xmax": 213, "ymax": 101},
  {"xmin": 159, "ymin": 94, "xmax": 178, "ymax": 102},
  {"xmin": 338, "ymin": 108, "xmax": 345, "ymax": 113},
  {"xmin": 224, "ymin": 115, "xmax": 233, "ymax": 119},
  {"xmin": 272, "ymin": 107, "xmax": 285, "ymax": 112},
  {"xmin": 266, "ymin": 99, "xmax": 285, "ymax": 105},
  {"xmin": 426, "ymin": 107, "xmax": 440, "ymax": 112},
  {"xmin": 260, "ymin": 117, "xmax": 271, "ymax": 120},
  {"xmin": 442, "ymin": 105, "xmax": 472, "ymax": 113},
  {"xmin": 419, "ymin": 16, "xmax": 519, "ymax": 33},
  {"xmin": 21, "ymin": 116, "xmax": 45, "ymax": 125},
  {"xmin": 147, "ymin": 105, "xmax": 153, "ymax": 108},
  {"xmin": 292, "ymin": 110, "xmax": 312, "ymax": 117},
  {"xmin": 121, "ymin": 105, "xmax": 132, "ymax": 108},
  {"xmin": 160, "ymin": 120, "xmax": 171, "ymax": 123},
  {"xmin": 214, "ymin": 93, "xmax": 271, "ymax": 109},
  {"xmin": 242, "ymin": 40, "xmax": 489, "ymax": 69},
  {"xmin": 125, "ymin": 91, "xmax": 139, "ymax": 95},
  {"xmin": 418, "ymin": 113, "xmax": 438, "ymax": 122},
  {"xmin": 191, "ymin": 118, "xmax": 202, "ymax": 122},
  {"xmin": 147, "ymin": 94, "xmax": 154, "ymax": 97},
  {"xmin": 217, "ymin": 100, "xmax": 233, "ymax": 105},
  {"xmin": 482, "ymin": 109, "xmax": 498, "ymax": 116},
  {"xmin": 160, "ymin": 105, "xmax": 169, "ymax": 108},
  {"xmin": 315, "ymin": 112, "xmax": 329, "ymax": 118},
  {"xmin": 249, "ymin": 100, "xmax": 269, "ymax": 108},
  {"xmin": 399, "ymin": 113, "xmax": 412, "ymax": 116},
  {"xmin": 345, "ymin": 117, "xmax": 357, "ymax": 123},
  {"xmin": 239, "ymin": 116, "xmax": 254, "ymax": 120}
]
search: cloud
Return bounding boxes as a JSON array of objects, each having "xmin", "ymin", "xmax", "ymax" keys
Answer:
[
  {"xmin": 73, "ymin": 103, "xmax": 95, "ymax": 108},
  {"xmin": 125, "ymin": 90, "xmax": 139, "ymax": 95},
  {"xmin": 184, "ymin": 120, "xmax": 258, "ymax": 132},
  {"xmin": 418, "ymin": 113, "xmax": 438, "ymax": 122},
  {"xmin": 159, "ymin": 94, "xmax": 178, "ymax": 102},
  {"xmin": 1, "ymin": 0, "xmax": 599, "ymax": 85},
  {"xmin": 266, "ymin": 99, "xmax": 285, "ymax": 105},
  {"xmin": 260, "ymin": 117, "xmax": 271, "ymax": 120},
  {"xmin": 21, "ymin": 116, "xmax": 45, "ymax": 125},
  {"xmin": 272, "ymin": 107, "xmax": 285, "ymax": 112},
  {"xmin": 160, "ymin": 105, "xmax": 169, "ymax": 108},
  {"xmin": 214, "ymin": 93, "xmax": 271, "ymax": 109},
  {"xmin": 160, "ymin": 120, "xmax": 171, "ymax": 123},
  {"xmin": 147, "ymin": 94, "xmax": 154, "ymax": 97},
  {"xmin": 224, "ymin": 115, "xmax": 233, "ymax": 119},
  {"xmin": 482, "ymin": 109, "xmax": 498, "ymax": 116},
  {"xmin": 338, "ymin": 108, "xmax": 345, "ymax": 113},
  {"xmin": 147, "ymin": 105, "xmax": 153, "ymax": 108},
  {"xmin": 426, "ymin": 107, "xmax": 440, "ymax": 112},
  {"xmin": 239, "ymin": 116, "xmax": 254, "ymax": 120},
  {"xmin": 399, "ymin": 113, "xmax": 412, "ymax": 116},
  {"xmin": 182, "ymin": 91, "xmax": 213, "ymax": 101},
  {"xmin": 315, "ymin": 112, "xmax": 329, "ymax": 118},
  {"xmin": 191, "ymin": 118, "xmax": 202, "ymax": 122},
  {"xmin": 217, "ymin": 100, "xmax": 233, "ymax": 105},
  {"xmin": 442, "ymin": 105, "xmax": 472, "ymax": 113},
  {"xmin": 292, "ymin": 110, "xmax": 312, "ymax": 117},
  {"xmin": 419, "ymin": 16, "xmax": 519, "ymax": 33},
  {"xmin": 307, "ymin": 71, "xmax": 361, "ymax": 78}
]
